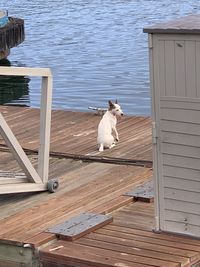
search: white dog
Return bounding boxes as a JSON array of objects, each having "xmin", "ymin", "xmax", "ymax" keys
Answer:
[{"xmin": 97, "ymin": 100, "xmax": 123, "ymax": 152}]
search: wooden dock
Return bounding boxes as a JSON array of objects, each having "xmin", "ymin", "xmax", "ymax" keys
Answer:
[
  {"xmin": 40, "ymin": 202, "xmax": 200, "ymax": 267},
  {"xmin": 0, "ymin": 106, "xmax": 152, "ymax": 163},
  {"xmin": 0, "ymin": 106, "xmax": 200, "ymax": 267}
]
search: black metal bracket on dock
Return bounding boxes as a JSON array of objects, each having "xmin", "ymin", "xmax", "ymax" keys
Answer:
[{"xmin": 124, "ymin": 180, "xmax": 154, "ymax": 202}]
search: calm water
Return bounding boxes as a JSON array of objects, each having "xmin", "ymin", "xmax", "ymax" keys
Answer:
[{"xmin": 1, "ymin": 1, "xmax": 200, "ymax": 115}]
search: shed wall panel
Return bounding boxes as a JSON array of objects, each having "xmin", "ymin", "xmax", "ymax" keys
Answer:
[
  {"xmin": 164, "ymin": 221, "xmax": 200, "ymax": 236},
  {"xmin": 196, "ymin": 41, "xmax": 200, "ymax": 98},
  {"xmin": 158, "ymin": 40, "xmax": 166, "ymax": 96},
  {"xmin": 163, "ymin": 154, "xmax": 200, "ymax": 170},
  {"xmin": 185, "ymin": 41, "xmax": 197, "ymax": 97},
  {"xmin": 164, "ymin": 188, "xmax": 200, "ymax": 204},
  {"xmin": 174, "ymin": 41, "xmax": 186, "ymax": 96},
  {"xmin": 158, "ymin": 38, "xmax": 200, "ymax": 98},
  {"xmin": 161, "ymin": 131, "xmax": 200, "ymax": 147},
  {"xmin": 160, "ymin": 97, "xmax": 200, "ymax": 110},
  {"xmin": 165, "ymin": 199, "xmax": 200, "ymax": 215},
  {"xmin": 162, "ymin": 143, "xmax": 200, "ymax": 159},
  {"xmin": 165, "ymin": 210, "xmax": 200, "ymax": 227},
  {"xmin": 160, "ymin": 120, "xmax": 200, "ymax": 136},
  {"xmin": 152, "ymin": 33, "xmax": 200, "ymax": 237},
  {"xmin": 164, "ymin": 176, "xmax": 200, "ymax": 192},
  {"xmin": 161, "ymin": 108, "xmax": 200, "ymax": 124},
  {"xmin": 163, "ymin": 165, "xmax": 200, "ymax": 182},
  {"xmin": 164, "ymin": 41, "xmax": 176, "ymax": 96}
]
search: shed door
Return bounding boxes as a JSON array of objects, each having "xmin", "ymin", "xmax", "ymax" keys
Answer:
[
  {"xmin": 159, "ymin": 97, "xmax": 200, "ymax": 236},
  {"xmin": 153, "ymin": 35, "xmax": 200, "ymax": 237}
]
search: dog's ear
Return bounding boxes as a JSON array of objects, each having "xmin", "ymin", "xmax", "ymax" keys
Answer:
[
  {"xmin": 108, "ymin": 100, "xmax": 114, "ymax": 110},
  {"xmin": 115, "ymin": 99, "xmax": 118, "ymax": 104}
]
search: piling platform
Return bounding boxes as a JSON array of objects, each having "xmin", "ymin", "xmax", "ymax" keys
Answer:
[{"xmin": 0, "ymin": 106, "xmax": 200, "ymax": 267}]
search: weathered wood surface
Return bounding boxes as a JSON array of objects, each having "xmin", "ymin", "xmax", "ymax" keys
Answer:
[
  {"xmin": 40, "ymin": 202, "xmax": 200, "ymax": 267},
  {"xmin": 0, "ymin": 106, "xmax": 152, "ymax": 163},
  {"xmin": 0, "ymin": 107, "xmax": 200, "ymax": 266},
  {"xmin": 0, "ymin": 155, "xmax": 152, "ymax": 244},
  {"xmin": 0, "ymin": 109, "xmax": 152, "ymax": 246}
]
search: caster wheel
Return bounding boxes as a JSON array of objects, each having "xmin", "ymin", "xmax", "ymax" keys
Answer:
[{"xmin": 47, "ymin": 178, "xmax": 59, "ymax": 193}]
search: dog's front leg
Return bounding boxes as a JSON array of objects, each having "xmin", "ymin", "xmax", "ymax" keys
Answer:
[
  {"xmin": 99, "ymin": 143, "xmax": 104, "ymax": 152},
  {"xmin": 113, "ymin": 127, "xmax": 119, "ymax": 142}
]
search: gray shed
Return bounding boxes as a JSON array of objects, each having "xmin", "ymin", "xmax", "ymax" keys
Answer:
[{"xmin": 144, "ymin": 15, "xmax": 200, "ymax": 237}]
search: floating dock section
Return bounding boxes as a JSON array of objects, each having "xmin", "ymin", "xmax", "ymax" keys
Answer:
[{"xmin": 0, "ymin": 11, "xmax": 24, "ymax": 59}]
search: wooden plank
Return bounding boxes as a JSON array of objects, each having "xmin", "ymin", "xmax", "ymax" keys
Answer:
[
  {"xmin": 83, "ymin": 232, "xmax": 198, "ymax": 261},
  {"xmin": 96, "ymin": 227, "xmax": 200, "ymax": 252},
  {"xmin": 89, "ymin": 195, "xmax": 134, "ymax": 215},
  {"xmin": 112, "ymin": 212, "xmax": 154, "ymax": 231},
  {"xmin": 106, "ymin": 224, "xmax": 200, "ymax": 246},
  {"xmin": 24, "ymin": 232, "xmax": 56, "ymax": 247},
  {"xmin": 77, "ymin": 237, "xmax": 188, "ymax": 266},
  {"xmin": 40, "ymin": 240, "xmax": 153, "ymax": 267},
  {"xmin": 75, "ymin": 239, "xmax": 179, "ymax": 267}
]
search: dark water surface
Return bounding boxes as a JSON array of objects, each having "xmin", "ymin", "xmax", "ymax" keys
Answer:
[{"xmin": 1, "ymin": 1, "xmax": 200, "ymax": 115}]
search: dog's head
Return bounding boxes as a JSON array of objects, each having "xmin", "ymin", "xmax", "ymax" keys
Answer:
[{"xmin": 108, "ymin": 100, "xmax": 124, "ymax": 116}]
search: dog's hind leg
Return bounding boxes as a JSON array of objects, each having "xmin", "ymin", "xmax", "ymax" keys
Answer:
[
  {"xmin": 99, "ymin": 143, "xmax": 104, "ymax": 152},
  {"xmin": 109, "ymin": 143, "xmax": 116, "ymax": 149}
]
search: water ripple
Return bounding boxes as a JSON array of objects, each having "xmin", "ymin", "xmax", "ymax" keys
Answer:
[{"xmin": 1, "ymin": 0, "xmax": 200, "ymax": 114}]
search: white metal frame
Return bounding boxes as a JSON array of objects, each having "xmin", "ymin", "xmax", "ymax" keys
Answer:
[{"xmin": 0, "ymin": 67, "xmax": 52, "ymax": 194}]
